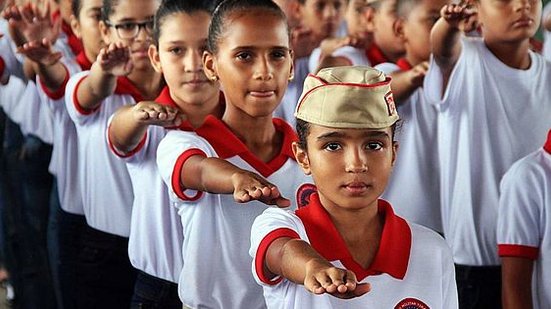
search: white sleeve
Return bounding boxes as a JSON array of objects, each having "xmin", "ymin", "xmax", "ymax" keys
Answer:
[
  {"xmin": 156, "ymin": 130, "xmax": 215, "ymax": 203},
  {"xmin": 497, "ymin": 154, "xmax": 543, "ymax": 259},
  {"xmin": 65, "ymin": 70, "xmax": 100, "ymax": 126},
  {"xmin": 331, "ymin": 46, "xmax": 370, "ymax": 66},
  {"xmin": 375, "ymin": 62, "xmax": 401, "ymax": 75},
  {"xmin": 0, "ymin": 75, "xmax": 54, "ymax": 143},
  {"xmin": 0, "ymin": 34, "xmax": 25, "ymax": 80},
  {"xmin": 250, "ymin": 207, "xmax": 305, "ymax": 287}
]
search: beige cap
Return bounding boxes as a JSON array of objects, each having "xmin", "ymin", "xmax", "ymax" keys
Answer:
[{"xmin": 294, "ymin": 66, "xmax": 399, "ymax": 129}]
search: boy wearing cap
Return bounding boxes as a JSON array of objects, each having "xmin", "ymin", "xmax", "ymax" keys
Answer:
[{"xmin": 250, "ymin": 66, "xmax": 458, "ymax": 308}]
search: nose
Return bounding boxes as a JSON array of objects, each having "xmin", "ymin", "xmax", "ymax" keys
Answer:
[
  {"xmin": 253, "ymin": 55, "xmax": 274, "ymax": 81},
  {"xmin": 515, "ymin": 0, "xmax": 532, "ymax": 12},
  {"xmin": 135, "ymin": 25, "xmax": 151, "ymax": 42},
  {"xmin": 184, "ymin": 49, "xmax": 203, "ymax": 72},
  {"xmin": 323, "ymin": 4, "xmax": 338, "ymax": 20},
  {"xmin": 345, "ymin": 148, "xmax": 368, "ymax": 173}
]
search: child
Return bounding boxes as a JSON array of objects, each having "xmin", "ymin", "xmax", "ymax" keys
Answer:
[
  {"xmin": 428, "ymin": 0, "xmax": 551, "ymax": 306},
  {"xmin": 497, "ymin": 129, "xmax": 551, "ymax": 309},
  {"xmin": 250, "ymin": 66, "xmax": 458, "ymax": 308},
  {"xmin": 543, "ymin": 1, "xmax": 551, "ymax": 61},
  {"xmin": 64, "ymin": 0, "xmax": 161, "ymax": 306},
  {"xmin": 107, "ymin": 0, "xmax": 222, "ymax": 307},
  {"xmin": 376, "ymin": 0, "xmax": 447, "ymax": 233},
  {"xmin": 156, "ymin": 0, "xmax": 312, "ymax": 307},
  {"xmin": 365, "ymin": 0, "xmax": 405, "ymax": 66}
]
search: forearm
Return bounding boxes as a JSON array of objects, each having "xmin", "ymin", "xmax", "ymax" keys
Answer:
[
  {"xmin": 181, "ymin": 155, "xmax": 247, "ymax": 193},
  {"xmin": 77, "ymin": 62, "xmax": 117, "ymax": 111},
  {"xmin": 33, "ymin": 60, "xmax": 68, "ymax": 93},
  {"xmin": 388, "ymin": 71, "xmax": 419, "ymax": 104},
  {"xmin": 501, "ymin": 257, "xmax": 534, "ymax": 309},
  {"xmin": 431, "ymin": 18, "xmax": 462, "ymax": 71},
  {"xmin": 109, "ymin": 105, "xmax": 148, "ymax": 153}
]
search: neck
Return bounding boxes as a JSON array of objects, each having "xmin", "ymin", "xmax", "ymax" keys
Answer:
[
  {"xmin": 484, "ymin": 38, "xmax": 531, "ymax": 70},
  {"xmin": 404, "ymin": 53, "xmax": 422, "ymax": 67},
  {"xmin": 127, "ymin": 67, "xmax": 163, "ymax": 100},
  {"xmin": 174, "ymin": 91, "xmax": 222, "ymax": 129},
  {"xmin": 222, "ymin": 105, "xmax": 281, "ymax": 162}
]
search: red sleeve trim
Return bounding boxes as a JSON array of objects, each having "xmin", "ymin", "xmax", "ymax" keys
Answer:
[
  {"xmin": 73, "ymin": 76, "xmax": 99, "ymax": 115},
  {"xmin": 107, "ymin": 124, "xmax": 148, "ymax": 158},
  {"xmin": 39, "ymin": 64, "xmax": 69, "ymax": 100},
  {"xmin": 171, "ymin": 148, "xmax": 206, "ymax": 201},
  {"xmin": 0, "ymin": 57, "xmax": 5, "ymax": 79},
  {"xmin": 498, "ymin": 244, "xmax": 539, "ymax": 260},
  {"xmin": 255, "ymin": 228, "xmax": 300, "ymax": 285}
]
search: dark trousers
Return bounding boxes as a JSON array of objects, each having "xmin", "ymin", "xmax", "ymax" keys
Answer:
[
  {"xmin": 455, "ymin": 264, "xmax": 502, "ymax": 309},
  {"xmin": 131, "ymin": 270, "xmax": 182, "ymax": 309},
  {"xmin": 75, "ymin": 225, "xmax": 137, "ymax": 309}
]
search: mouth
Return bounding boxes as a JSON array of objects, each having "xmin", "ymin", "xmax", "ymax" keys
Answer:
[
  {"xmin": 513, "ymin": 17, "xmax": 534, "ymax": 27},
  {"xmin": 132, "ymin": 49, "xmax": 149, "ymax": 57},
  {"xmin": 342, "ymin": 182, "xmax": 370, "ymax": 195},
  {"xmin": 248, "ymin": 90, "xmax": 276, "ymax": 98}
]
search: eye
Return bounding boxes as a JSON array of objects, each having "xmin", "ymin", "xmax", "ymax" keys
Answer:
[
  {"xmin": 271, "ymin": 49, "xmax": 287, "ymax": 59},
  {"xmin": 145, "ymin": 20, "xmax": 155, "ymax": 31},
  {"xmin": 324, "ymin": 142, "xmax": 342, "ymax": 151},
  {"xmin": 169, "ymin": 47, "xmax": 182, "ymax": 55},
  {"xmin": 118, "ymin": 23, "xmax": 136, "ymax": 31},
  {"xmin": 366, "ymin": 142, "xmax": 383, "ymax": 151},
  {"xmin": 236, "ymin": 51, "xmax": 252, "ymax": 61}
]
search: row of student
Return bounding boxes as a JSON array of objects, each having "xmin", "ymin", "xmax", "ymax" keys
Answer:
[{"xmin": 0, "ymin": 0, "xmax": 550, "ymax": 308}]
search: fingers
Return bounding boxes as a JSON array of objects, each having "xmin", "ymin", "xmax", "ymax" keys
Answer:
[{"xmin": 134, "ymin": 101, "xmax": 180, "ymax": 124}]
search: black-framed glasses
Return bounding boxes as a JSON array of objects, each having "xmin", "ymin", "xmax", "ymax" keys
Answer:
[{"xmin": 105, "ymin": 20, "xmax": 154, "ymax": 39}]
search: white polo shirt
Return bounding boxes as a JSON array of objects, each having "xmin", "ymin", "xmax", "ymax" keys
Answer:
[
  {"xmin": 66, "ymin": 71, "xmax": 139, "ymax": 237},
  {"xmin": 35, "ymin": 53, "xmax": 92, "ymax": 215},
  {"xmin": 0, "ymin": 19, "xmax": 25, "ymax": 79},
  {"xmin": 424, "ymin": 37, "xmax": 551, "ymax": 266},
  {"xmin": 157, "ymin": 116, "xmax": 313, "ymax": 308},
  {"xmin": 376, "ymin": 59, "xmax": 442, "ymax": 233},
  {"xmin": 497, "ymin": 130, "xmax": 551, "ymax": 309},
  {"xmin": 107, "ymin": 86, "xmax": 190, "ymax": 283},
  {"xmin": 250, "ymin": 193, "xmax": 458, "ymax": 309}
]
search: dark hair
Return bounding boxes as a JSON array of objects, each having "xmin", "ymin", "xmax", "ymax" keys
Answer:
[
  {"xmin": 207, "ymin": 0, "xmax": 288, "ymax": 54},
  {"xmin": 72, "ymin": 0, "xmax": 81, "ymax": 17},
  {"xmin": 101, "ymin": 0, "xmax": 119, "ymax": 21},
  {"xmin": 153, "ymin": 0, "xmax": 214, "ymax": 45},
  {"xmin": 295, "ymin": 118, "xmax": 402, "ymax": 150}
]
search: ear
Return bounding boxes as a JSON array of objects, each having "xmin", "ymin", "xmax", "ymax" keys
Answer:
[
  {"xmin": 99, "ymin": 20, "xmax": 112, "ymax": 45},
  {"xmin": 69, "ymin": 14, "xmax": 81, "ymax": 39},
  {"xmin": 393, "ymin": 17, "xmax": 406, "ymax": 40},
  {"xmin": 202, "ymin": 50, "xmax": 217, "ymax": 81},
  {"xmin": 289, "ymin": 49, "xmax": 295, "ymax": 79},
  {"xmin": 292, "ymin": 142, "xmax": 312, "ymax": 175},
  {"xmin": 365, "ymin": 7, "xmax": 376, "ymax": 32},
  {"xmin": 148, "ymin": 44, "xmax": 163, "ymax": 73},
  {"xmin": 391, "ymin": 141, "xmax": 399, "ymax": 166}
]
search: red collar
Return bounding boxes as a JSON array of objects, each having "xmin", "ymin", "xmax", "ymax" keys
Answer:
[
  {"xmin": 114, "ymin": 77, "xmax": 144, "ymax": 102},
  {"xmin": 295, "ymin": 193, "xmax": 411, "ymax": 281},
  {"xmin": 365, "ymin": 43, "xmax": 390, "ymax": 66},
  {"xmin": 0, "ymin": 57, "xmax": 5, "ymax": 78},
  {"xmin": 53, "ymin": 10, "xmax": 83, "ymax": 55},
  {"xmin": 76, "ymin": 52, "xmax": 92, "ymax": 71},
  {"xmin": 396, "ymin": 58, "xmax": 412, "ymax": 71},
  {"xmin": 544, "ymin": 129, "xmax": 551, "ymax": 154},
  {"xmin": 194, "ymin": 116, "xmax": 297, "ymax": 177}
]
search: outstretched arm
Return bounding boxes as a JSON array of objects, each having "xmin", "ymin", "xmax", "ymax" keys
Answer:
[
  {"xmin": 264, "ymin": 237, "xmax": 371, "ymax": 299},
  {"xmin": 501, "ymin": 257, "xmax": 534, "ymax": 309},
  {"xmin": 430, "ymin": 2, "xmax": 477, "ymax": 89},
  {"xmin": 76, "ymin": 42, "xmax": 133, "ymax": 111},
  {"xmin": 109, "ymin": 101, "xmax": 183, "ymax": 154},
  {"xmin": 388, "ymin": 61, "xmax": 429, "ymax": 104}
]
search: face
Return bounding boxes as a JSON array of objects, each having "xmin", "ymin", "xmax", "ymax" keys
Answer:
[
  {"xmin": 476, "ymin": 0, "xmax": 541, "ymax": 44},
  {"xmin": 294, "ymin": 125, "xmax": 398, "ymax": 212},
  {"xmin": 298, "ymin": 0, "xmax": 345, "ymax": 42},
  {"xmin": 71, "ymin": 0, "xmax": 104, "ymax": 60},
  {"xmin": 401, "ymin": 0, "xmax": 447, "ymax": 64},
  {"xmin": 345, "ymin": 0, "xmax": 372, "ymax": 41},
  {"xmin": 149, "ymin": 11, "xmax": 219, "ymax": 108},
  {"xmin": 372, "ymin": 0, "xmax": 405, "ymax": 59},
  {"xmin": 273, "ymin": 0, "xmax": 301, "ymax": 28},
  {"xmin": 204, "ymin": 10, "xmax": 293, "ymax": 118},
  {"xmin": 59, "ymin": 0, "xmax": 73, "ymax": 23},
  {"xmin": 100, "ymin": 0, "xmax": 159, "ymax": 70}
]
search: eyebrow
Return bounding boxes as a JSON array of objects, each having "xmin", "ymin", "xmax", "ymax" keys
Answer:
[
  {"xmin": 115, "ymin": 16, "xmax": 154, "ymax": 23},
  {"xmin": 316, "ymin": 130, "xmax": 390, "ymax": 140},
  {"xmin": 230, "ymin": 46, "xmax": 290, "ymax": 52}
]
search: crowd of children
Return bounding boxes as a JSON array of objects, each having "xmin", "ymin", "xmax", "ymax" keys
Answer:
[{"xmin": 0, "ymin": 0, "xmax": 550, "ymax": 308}]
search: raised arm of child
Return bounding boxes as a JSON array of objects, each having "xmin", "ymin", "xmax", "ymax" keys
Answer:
[
  {"xmin": 501, "ymin": 257, "xmax": 534, "ymax": 309},
  {"xmin": 430, "ymin": 2, "xmax": 476, "ymax": 88},
  {"xmin": 263, "ymin": 237, "xmax": 371, "ymax": 299},
  {"xmin": 179, "ymin": 155, "xmax": 291, "ymax": 208},
  {"xmin": 108, "ymin": 102, "xmax": 182, "ymax": 154},
  {"xmin": 76, "ymin": 42, "xmax": 132, "ymax": 111},
  {"xmin": 388, "ymin": 61, "xmax": 428, "ymax": 104}
]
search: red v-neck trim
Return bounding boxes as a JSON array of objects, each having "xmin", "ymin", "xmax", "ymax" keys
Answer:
[
  {"xmin": 194, "ymin": 116, "xmax": 297, "ymax": 178},
  {"xmin": 544, "ymin": 130, "xmax": 551, "ymax": 154},
  {"xmin": 52, "ymin": 11, "xmax": 83, "ymax": 55},
  {"xmin": 115, "ymin": 76, "xmax": 144, "ymax": 102},
  {"xmin": 295, "ymin": 193, "xmax": 411, "ymax": 281},
  {"xmin": 396, "ymin": 58, "xmax": 412, "ymax": 71},
  {"xmin": 365, "ymin": 43, "xmax": 389, "ymax": 66},
  {"xmin": 76, "ymin": 52, "xmax": 92, "ymax": 71}
]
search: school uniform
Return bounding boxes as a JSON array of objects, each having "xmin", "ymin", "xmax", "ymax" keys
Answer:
[
  {"xmin": 424, "ymin": 36, "xmax": 551, "ymax": 306},
  {"xmin": 157, "ymin": 116, "xmax": 313, "ymax": 309},
  {"xmin": 497, "ymin": 130, "xmax": 551, "ymax": 309},
  {"xmin": 375, "ymin": 59, "xmax": 442, "ymax": 233},
  {"xmin": 250, "ymin": 193, "xmax": 458, "ymax": 309}
]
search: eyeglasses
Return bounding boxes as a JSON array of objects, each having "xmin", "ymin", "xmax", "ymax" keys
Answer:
[{"xmin": 105, "ymin": 20, "xmax": 154, "ymax": 39}]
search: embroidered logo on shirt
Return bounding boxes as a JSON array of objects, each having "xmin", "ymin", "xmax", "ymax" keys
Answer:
[
  {"xmin": 296, "ymin": 183, "xmax": 317, "ymax": 208},
  {"xmin": 394, "ymin": 298, "xmax": 430, "ymax": 309},
  {"xmin": 384, "ymin": 91, "xmax": 397, "ymax": 116}
]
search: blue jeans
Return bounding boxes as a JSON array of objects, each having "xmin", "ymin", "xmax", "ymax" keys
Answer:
[
  {"xmin": 131, "ymin": 271, "xmax": 181, "ymax": 309},
  {"xmin": 0, "ymin": 121, "xmax": 56, "ymax": 309},
  {"xmin": 455, "ymin": 264, "xmax": 502, "ymax": 309},
  {"xmin": 75, "ymin": 226, "xmax": 137, "ymax": 309}
]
